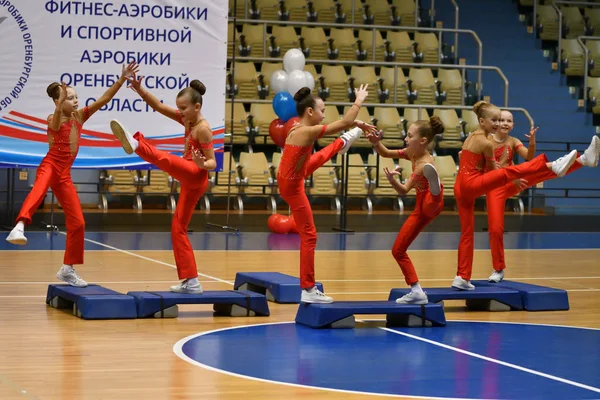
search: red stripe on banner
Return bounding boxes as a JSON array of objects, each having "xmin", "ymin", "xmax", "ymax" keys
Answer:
[{"xmin": 6, "ymin": 111, "xmax": 224, "ymax": 146}]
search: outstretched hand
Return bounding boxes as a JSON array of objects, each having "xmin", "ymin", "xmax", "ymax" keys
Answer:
[
  {"xmin": 57, "ymin": 81, "xmax": 68, "ymax": 104},
  {"xmin": 383, "ymin": 166, "xmax": 401, "ymax": 181},
  {"xmin": 512, "ymin": 178, "xmax": 529, "ymax": 191},
  {"xmin": 126, "ymin": 72, "xmax": 145, "ymax": 94},
  {"xmin": 525, "ymin": 126, "xmax": 538, "ymax": 142},
  {"xmin": 121, "ymin": 62, "xmax": 140, "ymax": 80},
  {"xmin": 192, "ymin": 149, "xmax": 206, "ymax": 169},
  {"xmin": 353, "ymin": 119, "xmax": 378, "ymax": 135},
  {"xmin": 366, "ymin": 130, "xmax": 383, "ymax": 144},
  {"xmin": 353, "ymin": 84, "xmax": 369, "ymax": 105}
]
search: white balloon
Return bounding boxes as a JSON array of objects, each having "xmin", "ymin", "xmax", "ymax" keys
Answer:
[
  {"xmin": 304, "ymin": 71, "xmax": 315, "ymax": 91},
  {"xmin": 283, "ymin": 49, "xmax": 306, "ymax": 73},
  {"xmin": 287, "ymin": 70, "xmax": 309, "ymax": 97},
  {"xmin": 270, "ymin": 70, "xmax": 288, "ymax": 94}
]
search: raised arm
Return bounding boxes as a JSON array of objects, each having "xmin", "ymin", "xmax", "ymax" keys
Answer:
[
  {"xmin": 516, "ymin": 126, "xmax": 537, "ymax": 161},
  {"xmin": 383, "ymin": 166, "xmax": 414, "ymax": 196},
  {"xmin": 82, "ymin": 62, "xmax": 140, "ymax": 120},
  {"xmin": 367, "ymin": 131, "xmax": 405, "ymax": 158},
  {"xmin": 48, "ymin": 82, "xmax": 67, "ymax": 132},
  {"xmin": 303, "ymin": 84, "xmax": 375, "ymax": 141},
  {"xmin": 126, "ymin": 72, "xmax": 179, "ymax": 123}
]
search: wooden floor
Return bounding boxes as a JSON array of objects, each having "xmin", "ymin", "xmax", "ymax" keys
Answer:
[{"xmin": 1, "ymin": 246, "xmax": 599, "ymax": 399}]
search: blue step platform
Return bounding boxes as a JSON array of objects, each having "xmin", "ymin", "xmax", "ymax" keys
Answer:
[
  {"xmin": 233, "ymin": 272, "xmax": 325, "ymax": 303},
  {"xmin": 295, "ymin": 301, "xmax": 446, "ymax": 328},
  {"xmin": 127, "ymin": 290, "xmax": 271, "ymax": 318},
  {"xmin": 388, "ymin": 287, "xmax": 524, "ymax": 311},
  {"xmin": 46, "ymin": 284, "xmax": 138, "ymax": 319},
  {"xmin": 471, "ymin": 280, "xmax": 570, "ymax": 311}
]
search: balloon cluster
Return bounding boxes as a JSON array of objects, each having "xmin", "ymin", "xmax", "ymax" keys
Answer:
[
  {"xmin": 267, "ymin": 213, "xmax": 299, "ymax": 234},
  {"xmin": 269, "ymin": 49, "xmax": 315, "ymax": 147}
]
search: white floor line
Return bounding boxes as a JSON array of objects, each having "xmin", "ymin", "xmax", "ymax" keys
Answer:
[
  {"xmin": 69, "ymin": 234, "xmax": 233, "ymax": 285},
  {"xmin": 379, "ymin": 326, "xmax": 600, "ymax": 394}
]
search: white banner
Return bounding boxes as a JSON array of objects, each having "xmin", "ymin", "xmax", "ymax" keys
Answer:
[{"xmin": 0, "ymin": 0, "xmax": 226, "ymax": 169}]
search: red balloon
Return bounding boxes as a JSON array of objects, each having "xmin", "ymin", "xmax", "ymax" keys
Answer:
[
  {"xmin": 267, "ymin": 213, "xmax": 289, "ymax": 234},
  {"xmin": 283, "ymin": 117, "xmax": 300, "ymax": 136},
  {"xmin": 269, "ymin": 119, "xmax": 287, "ymax": 148},
  {"xmin": 288, "ymin": 214, "xmax": 299, "ymax": 233},
  {"xmin": 279, "ymin": 216, "xmax": 294, "ymax": 233}
]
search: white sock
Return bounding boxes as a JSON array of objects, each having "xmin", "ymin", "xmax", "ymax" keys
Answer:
[
  {"xmin": 411, "ymin": 283, "xmax": 423, "ymax": 294},
  {"xmin": 304, "ymin": 286, "xmax": 315, "ymax": 293},
  {"xmin": 187, "ymin": 277, "xmax": 199, "ymax": 286},
  {"xmin": 61, "ymin": 264, "xmax": 74, "ymax": 273},
  {"xmin": 15, "ymin": 221, "xmax": 24, "ymax": 230},
  {"xmin": 577, "ymin": 155, "xmax": 586, "ymax": 165}
]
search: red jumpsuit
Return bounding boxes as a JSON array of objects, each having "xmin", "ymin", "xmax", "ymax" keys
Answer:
[
  {"xmin": 391, "ymin": 150, "xmax": 444, "ymax": 285},
  {"xmin": 16, "ymin": 107, "xmax": 90, "ymax": 265},
  {"xmin": 454, "ymin": 149, "xmax": 551, "ymax": 280},
  {"xmin": 277, "ymin": 126, "xmax": 344, "ymax": 289},
  {"xmin": 486, "ymin": 144, "xmax": 583, "ymax": 272},
  {"xmin": 132, "ymin": 113, "xmax": 212, "ymax": 279}
]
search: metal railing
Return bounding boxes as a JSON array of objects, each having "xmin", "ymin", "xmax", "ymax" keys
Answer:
[
  {"xmin": 229, "ymin": 18, "xmax": 483, "ymax": 90},
  {"xmin": 575, "ymin": 35, "xmax": 600, "ymax": 110},
  {"xmin": 225, "ymin": 98, "xmax": 535, "ymax": 128},
  {"xmin": 229, "ymin": 56, "xmax": 507, "ymax": 106},
  {"xmin": 430, "ymin": 0, "xmax": 459, "ymax": 58},
  {"xmin": 534, "ymin": 0, "xmax": 598, "ymax": 72}
]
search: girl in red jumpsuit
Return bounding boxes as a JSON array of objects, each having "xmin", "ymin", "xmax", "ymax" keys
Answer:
[
  {"xmin": 453, "ymin": 101, "xmax": 579, "ymax": 290},
  {"xmin": 278, "ymin": 85, "xmax": 376, "ymax": 303},
  {"xmin": 485, "ymin": 110, "xmax": 599, "ymax": 283},
  {"xmin": 367, "ymin": 116, "xmax": 445, "ymax": 304},
  {"xmin": 6, "ymin": 62, "xmax": 140, "ymax": 287},
  {"xmin": 110, "ymin": 77, "xmax": 216, "ymax": 294}
]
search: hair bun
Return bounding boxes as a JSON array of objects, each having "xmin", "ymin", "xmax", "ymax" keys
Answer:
[
  {"xmin": 473, "ymin": 100, "xmax": 489, "ymax": 115},
  {"xmin": 47, "ymin": 82, "xmax": 60, "ymax": 99},
  {"xmin": 293, "ymin": 87, "xmax": 311, "ymax": 102},
  {"xmin": 429, "ymin": 115, "xmax": 444, "ymax": 135},
  {"xmin": 190, "ymin": 79, "xmax": 206, "ymax": 95}
]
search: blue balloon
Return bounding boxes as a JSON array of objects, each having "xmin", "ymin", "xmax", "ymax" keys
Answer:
[{"xmin": 272, "ymin": 92, "xmax": 298, "ymax": 122}]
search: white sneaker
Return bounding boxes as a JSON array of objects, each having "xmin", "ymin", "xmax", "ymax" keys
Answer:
[
  {"xmin": 6, "ymin": 226, "xmax": 27, "ymax": 245},
  {"xmin": 551, "ymin": 150, "xmax": 578, "ymax": 177},
  {"xmin": 488, "ymin": 270, "xmax": 505, "ymax": 283},
  {"xmin": 56, "ymin": 267, "xmax": 88, "ymax": 287},
  {"xmin": 301, "ymin": 287, "xmax": 333, "ymax": 303},
  {"xmin": 580, "ymin": 136, "xmax": 600, "ymax": 167},
  {"xmin": 338, "ymin": 127, "xmax": 363, "ymax": 154},
  {"xmin": 452, "ymin": 276, "xmax": 475, "ymax": 291},
  {"xmin": 395, "ymin": 291, "xmax": 428, "ymax": 305},
  {"xmin": 170, "ymin": 279, "xmax": 203, "ymax": 294},
  {"xmin": 110, "ymin": 119, "xmax": 138, "ymax": 154},
  {"xmin": 423, "ymin": 163, "xmax": 441, "ymax": 196}
]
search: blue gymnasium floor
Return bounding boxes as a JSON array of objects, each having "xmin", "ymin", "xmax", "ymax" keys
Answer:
[
  {"xmin": 2, "ymin": 230, "xmax": 600, "ymax": 399},
  {"xmin": 175, "ymin": 321, "xmax": 600, "ymax": 400},
  {"xmin": 1, "ymin": 231, "xmax": 600, "ymax": 251}
]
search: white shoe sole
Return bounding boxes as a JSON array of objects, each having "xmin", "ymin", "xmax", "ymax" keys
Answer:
[
  {"xmin": 338, "ymin": 128, "xmax": 362, "ymax": 155},
  {"xmin": 170, "ymin": 288, "xmax": 203, "ymax": 294},
  {"xmin": 586, "ymin": 136, "xmax": 599, "ymax": 167},
  {"xmin": 301, "ymin": 297, "xmax": 334, "ymax": 304},
  {"xmin": 56, "ymin": 273, "xmax": 88, "ymax": 287},
  {"xmin": 6, "ymin": 235, "xmax": 26, "ymax": 245},
  {"xmin": 396, "ymin": 298, "xmax": 428, "ymax": 305},
  {"xmin": 110, "ymin": 119, "xmax": 134, "ymax": 155},
  {"xmin": 423, "ymin": 163, "xmax": 441, "ymax": 196},
  {"xmin": 556, "ymin": 150, "xmax": 578, "ymax": 177}
]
